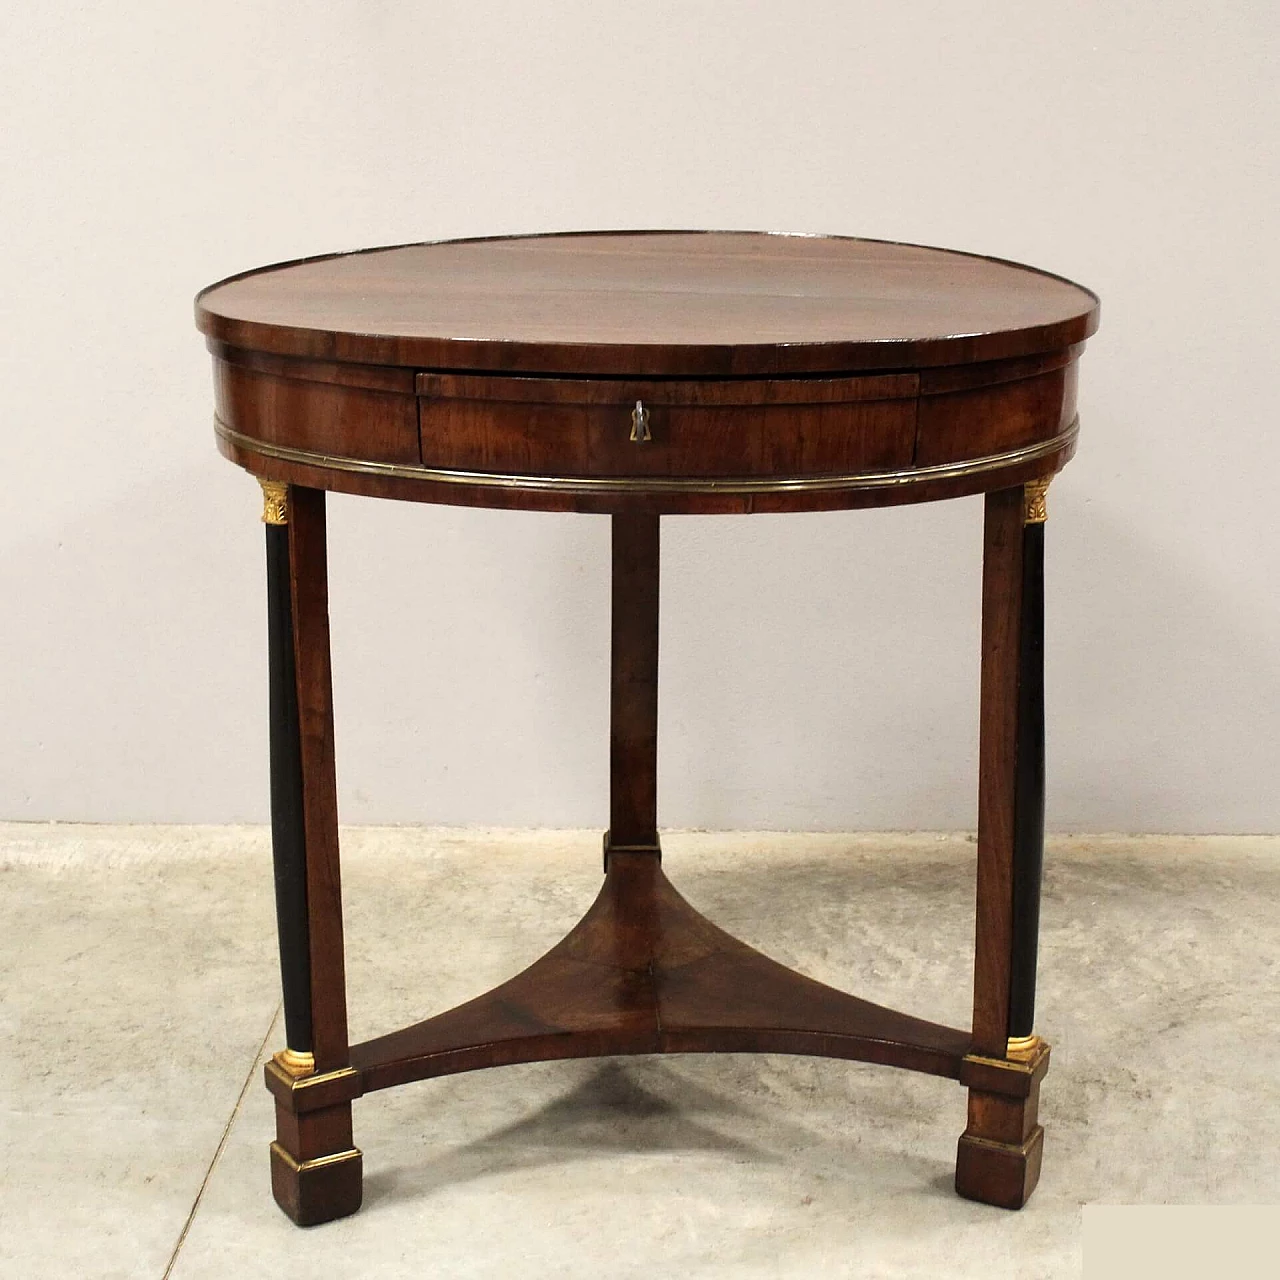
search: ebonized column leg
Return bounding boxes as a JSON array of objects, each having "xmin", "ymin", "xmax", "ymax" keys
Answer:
[
  {"xmin": 263, "ymin": 489, "xmax": 313, "ymax": 1068},
  {"xmin": 603, "ymin": 512, "xmax": 661, "ymax": 870},
  {"xmin": 956, "ymin": 479, "xmax": 1052, "ymax": 1210},
  {"xmin": 1008, "ymin": 491, "xmax": 1046, "ymax": 1044},
  {"xmin": 258, "ymin": 481, "xmax": 362, "ymax": 1227}
]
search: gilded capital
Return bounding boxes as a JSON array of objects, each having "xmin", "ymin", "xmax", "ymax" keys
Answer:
[
  {"xmin": 1024, "ymin": 477, "xmax": 1050, "ymax": 525},
  {"xmin": 259, "ymin": 479, "xmax": 289, "ymax": 525}
]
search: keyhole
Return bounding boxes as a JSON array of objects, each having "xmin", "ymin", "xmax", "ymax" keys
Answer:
[{"xmin": 630, "ymin": 400, "xmax": 652, "ymax": 443}]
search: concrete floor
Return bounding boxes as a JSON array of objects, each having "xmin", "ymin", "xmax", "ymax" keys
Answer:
[{"xmin": 2, "ymin": 825, "xmax": 1277, "ymax": 1279}]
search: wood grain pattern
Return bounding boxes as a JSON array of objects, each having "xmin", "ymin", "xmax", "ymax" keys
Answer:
[
  {"xmin": 287, "ymin": 486, "xmax": 350, "ymax": 1073},
  {"xmin": 971, "ymin": 488, "xmax": 1026, "ymax": 1056},
  {"xmin": 274, "ymin": 1101, "xmax": 354, "ymax": 1163},
  {"xmin": 213, "ymin": 342, "xmax": 417, "ymax": 393},
  {"xmin": 915, "ymin": 363, "xmax": 1076, "ymax": 467},
  {"xmin": 348, "ymin": 851, "xmax": 971, "ymax": 1092},
  {"xmin": 608, "ymin": 515, "xmax": 660, "ymax": 852},
  {"xmin": 214, "ymin": 358, "xmax": 418, "ymax": 465},
  {"xmin": 269, "ymin": 1136, "xmax": 362, "ymax": 1227},
  {"xmin": 209, "ymin": 353, "xmax": 1080, "ymax": 517},
  {"xmin": 418, "ymin": 372, "xmax": 918, "ymax": 478},
  {"xmin": 196, "ymin": 231, "xmax": 1099, "ymax": 376}
]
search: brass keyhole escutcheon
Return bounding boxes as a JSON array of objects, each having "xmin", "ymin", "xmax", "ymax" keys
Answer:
[{"xmin": 630, "ymin": 400, "xmax": 652, "ymax": 443}]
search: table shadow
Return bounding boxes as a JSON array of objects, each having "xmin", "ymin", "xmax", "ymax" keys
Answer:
[{"xmin": 361, "ymin": 1055, "xmax": 955, "ymax": 1212}]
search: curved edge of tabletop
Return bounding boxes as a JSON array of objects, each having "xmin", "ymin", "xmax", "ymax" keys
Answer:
[{"xmin": 193, "ymin": 229, "xmax": 1101, "ymax": 378}]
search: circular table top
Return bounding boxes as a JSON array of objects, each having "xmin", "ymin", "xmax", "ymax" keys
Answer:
[{"xmin": 196, "ymin": 230, "xmax": 1099, "ymax": 378}]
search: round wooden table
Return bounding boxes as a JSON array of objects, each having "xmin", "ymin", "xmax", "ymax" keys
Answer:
[{"xmin": 196, "ymin": 231, "xmax": 1100, "ymax": 1225}]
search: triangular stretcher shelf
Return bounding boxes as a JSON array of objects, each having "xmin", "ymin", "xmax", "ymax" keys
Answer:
[{"xmin": 349, "ymin": 852, "xmax": 971, "ymax": 1093}]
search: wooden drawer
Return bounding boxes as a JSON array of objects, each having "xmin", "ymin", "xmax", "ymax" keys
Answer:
[
  {"xmin": 915, "ymin": 352, "xmax": 1079, "ymax": 467},
  {"xmin": 417, "ymin": 372, "xmax": 920, "ymax": 478},
  {"xmin": 213, "ymin": 349, "xmax": 419, "ymax": 464}
]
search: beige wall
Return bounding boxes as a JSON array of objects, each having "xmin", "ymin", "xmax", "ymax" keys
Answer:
[{"xmin": 2, "ymin": 2, "xmax": 1276, "ymax": 830}]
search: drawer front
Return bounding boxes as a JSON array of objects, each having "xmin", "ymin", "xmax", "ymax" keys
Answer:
[
  {"xmin": 417, "ymin": 372, "xmax": 919, "ymax": 478},
  {"xmin": 213, "ymin": 352, "xmax": 419, "ymax": 464},
  {"xmin": 914, "ymin": 352, "xmax": 1079, "ymax": 467}
]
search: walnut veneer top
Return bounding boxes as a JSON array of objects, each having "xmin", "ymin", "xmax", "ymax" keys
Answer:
[{"xmin": 196, "ymin": 231, "xmax": 1099, "ymax": 378}]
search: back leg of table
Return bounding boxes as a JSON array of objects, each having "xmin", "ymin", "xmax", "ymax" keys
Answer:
[
  {"xmin": 262, "ymin": 483, "xmax": 362, "ymax": 1226},
  {"xmin": 603, "ymin": 512, "xmax": 662, "ymax": 870},
  {"xmin": 955, "ymin": 482, "xmax": 1052, "ymax": 1210}
]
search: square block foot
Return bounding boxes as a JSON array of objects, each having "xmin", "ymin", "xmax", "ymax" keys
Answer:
[
  {"xmin": 269, "ymin": 1142, "xmax": 363, "ymax": 1226},
  {"xmin": 955, "ymin": 1125, "xmax": 1044, "ymax": 1209}
]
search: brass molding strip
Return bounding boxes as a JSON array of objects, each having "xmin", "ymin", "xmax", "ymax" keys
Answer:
[
  {"xmin": 269, "ymin": 1142, "xmax": 362, "ymax": 1174},
  {"xmin": 963, "ymin": 1051, "xmax": 1042, "ymax": 1073},
  {"xmin": 288, "ymin": 1064, "xmax": 360, "ymax": 1093},
  {"xmin": 216, "ymin": 417, "xmax": 1078, "ymax": 497},
  {"xmin": 957, "ymin": 1131, "xmax": 1041, "ymax": 1155}
]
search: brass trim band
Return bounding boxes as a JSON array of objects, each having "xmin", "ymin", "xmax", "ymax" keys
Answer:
[
  {"xmin": 964, "ymin": 1048, "xmax": 1045, "ymax": 1074},
  {"xmin": 269, "ymin": 1142, "xmax": 362, "ymax": 1174},
  {"xmin": 956, "ymin": 1131, "xmax": 1042, "ymax": 1156},
  {"xmin": 279, "ymin": 1063, "xmax": 361, "ymax": 1093},
  {"xmin": 218, "ymin": 417, "xmax": 1078, "ymax": 498}
]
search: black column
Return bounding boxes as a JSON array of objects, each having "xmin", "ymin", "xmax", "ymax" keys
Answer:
[
  {"xmin": 265, "ymin": 512, "xmax": 313, "ymax": 1053},
  {"xmin": 1007, "ymin": 512, "xmax": 1046, "ymax": 1039}
]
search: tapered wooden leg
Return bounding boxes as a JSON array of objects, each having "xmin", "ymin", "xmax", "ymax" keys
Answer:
[
  {"xmin": 603, "ymin": 513, "xmax": 661, "ymax": 870},
  {"xmin": 259, "ymin": 481, "xmax": 361, "ymax": 1226},
  {"xmin": 957, "ymin": 480, "xmax": 1052, "ymax": 1210}
]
